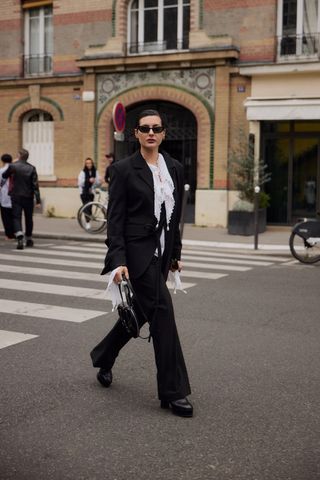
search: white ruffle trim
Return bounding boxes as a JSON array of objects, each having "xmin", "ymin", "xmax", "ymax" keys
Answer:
[
  {"xmin": 149, "ymin": 154, "xmax": 175, "ymax": 230},
  {"xmin": 168, "ymin": 270, "xmax": 187, "ymax": 295}
]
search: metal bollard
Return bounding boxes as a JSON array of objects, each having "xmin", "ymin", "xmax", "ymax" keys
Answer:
[
  {"xmin": 180, "ymin": 184, "xmax": 190, "ymax": 239},
  {"xmin": 254, "ymin": 185, "xmax": 260, "ymax": 250}
]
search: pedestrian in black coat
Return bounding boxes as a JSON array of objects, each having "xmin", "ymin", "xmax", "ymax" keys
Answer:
[
  {"xmin": 90, "ymin": 109, "xmax": 193, "ymax": 417},
  {"xmin": 1, "ymin": 149, "xmax": 41, "ymax": 249}
]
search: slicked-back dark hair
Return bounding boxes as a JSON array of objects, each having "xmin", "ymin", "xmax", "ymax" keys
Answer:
[{"xmin": 136, "ymin": 109, "xmax": 166, "ymax": 128}]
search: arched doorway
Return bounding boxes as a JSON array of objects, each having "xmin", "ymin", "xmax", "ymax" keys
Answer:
[
  {"xmin": 22, "ymin": 110, "xmax": 54, "ymax": 176},
  {"xmin": 114, "ymin": 101, "xmax": 197, "ymax": 222}
]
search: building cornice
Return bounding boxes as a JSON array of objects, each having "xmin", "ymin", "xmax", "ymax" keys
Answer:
[
  {"xmin": 240, "ymin": 61, "xmax": 320, "ymax": 76},
  {"xmin": 0, "ymin": 74, "xmax": 83, "ymax": 88},
  {"xmin": 76, "ymin": 49, "xmax": 239, "ymax": 72}
]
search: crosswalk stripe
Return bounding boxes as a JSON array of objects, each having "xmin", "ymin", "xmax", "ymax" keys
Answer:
[
  {"xmin": 0, "ymin": 299, "xmax": 106, "ymax": 322},
  {"xmin": 0, "ymin": 329, "xmax": 38, "ymax": 350},
  {"xmin": 0, "ymin": 264, "xmax": 195, "ymax": 290},
  {"xmin": 4, "ymin": 251, "xmax": 249, "ymax": 272},
  {"xmin": 181, "ymin": 261, "xmax": 251, "ymax": 272},
  {"xmin": 2, "ymin": 253, "xmax": 101, "ymax": 269},
  {"xmin": 52, "ymin": 244, "xmax": 289, "ymax": 263},
  {"xmin": 1, "ymin": 264, "xmax": 107, "ymax": 283},
  {"xmin": 182, "ymin": 239, "xmax": 290, "ymax": 251},
  {"xmin": 0, "ymin": 276, "xmax": 195, "ymax": 300},
  {"xmin": 0, "ymin": 255, "xmax": 195, "ymax": 288},
  {"xmin": 182, "ymin": 254, "xmax": 272, "ymax": 266},
  {"xmin": 0, "ymin": 278, "xmax": 106, "ymax": 299},
  {"xmin": 53, "ymin": 245, "xmax": 107, "ymax": 253},
  {"xmin": 181, "ymin": 249, "xmax": 289, "ymax": 263},
  {"xmin": 179, "ymin": 271, "xmax": 227, "ymax": 280},
  {"xmin": 12, "ymin": 248, "xmax": 103, "ymax": 260}
]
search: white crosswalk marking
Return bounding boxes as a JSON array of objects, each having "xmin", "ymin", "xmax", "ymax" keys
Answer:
[
  {"xmin": 13, "ymin": 247, "xmax": 103, "ymax": 260},
  {"xmin": 0, "ymin": 240, "xmax": 290, "ymax": 350},
  {"xmin": 0, "ymin": 278, "xmax": 107, "ymax": 299},
  {"xmin": 52, "ymin": 243, "xmax": 290, "ymax": 263},
  {"xmin": 181, "ymin": 261, "xmax": 251, "ymax": 272},
  {"xmin": 0, "ymin": 264, "xmax": 195, "ymax": 290},
  {"xmin": 0, "ymin": 329, "xmax": 38, "ymax": 350},
  {"xmin": 1, "ymin": 264, "xmax": 107, "ymax": 283},
  {"xmin": 0, "ymin": 299, "xmax": 106, "ymax": 323},
  {"xmin": 2, "ymin": 253, "xmax": 100, "ymax": 269}
]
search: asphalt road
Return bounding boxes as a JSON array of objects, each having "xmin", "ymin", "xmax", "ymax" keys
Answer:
[{"xmin": 0, "ymin": 239, "xmax": 319, "ymax": 480}]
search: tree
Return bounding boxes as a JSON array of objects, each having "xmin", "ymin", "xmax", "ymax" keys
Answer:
[{"xmin": 228, "ymin": 133, "xmax": 271, "ymax": 211}]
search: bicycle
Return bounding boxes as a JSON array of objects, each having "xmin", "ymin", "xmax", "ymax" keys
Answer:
[
  {"xmin": 77, "ymin": 188, "xmax": 108, "ymax": 234},
  {"xmin": 289, "ymin": 215, "xmax": 320, "ymax": 264}
]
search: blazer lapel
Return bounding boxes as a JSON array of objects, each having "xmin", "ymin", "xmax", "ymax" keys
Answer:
[{"xmin": 132, "ymin": 151, "xmax": 154, "ymax": 193}]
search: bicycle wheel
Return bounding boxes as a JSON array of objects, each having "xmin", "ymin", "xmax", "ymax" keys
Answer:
[
  {"xmin": 78, "ymin": 202, "xmax": 107, "ymax": 233},
  {"xmin": 289, "ymin": 231, "xmax": 320, "ymax": 264}
]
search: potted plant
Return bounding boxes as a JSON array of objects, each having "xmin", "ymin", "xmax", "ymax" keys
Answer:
[{"xmin": 227, "ymin": 134, "xmax": 271, "ymax": 236}]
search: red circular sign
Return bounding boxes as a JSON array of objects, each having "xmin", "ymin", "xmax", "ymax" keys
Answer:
[{"xmin": 112, "ymin": 102, "xmax": 126, "ymax": 133}]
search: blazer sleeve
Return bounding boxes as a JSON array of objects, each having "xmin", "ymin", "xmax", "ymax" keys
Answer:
[
  {"xmin": 101, "ymin": 163, "xmax": 127, "ymax": 274},
  {"xmin": 171, "ymin": 161, "xmax": 184, "ymax": 261}
]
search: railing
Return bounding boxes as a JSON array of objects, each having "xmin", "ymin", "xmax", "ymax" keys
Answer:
[
  {"xmin": 24, "ymin": 54, "xmax": 53, "ymax": 76},
  {"xmin": 127, "ymin": 37, "xmax": 189, "ymax": 55},
  {"xmin": 278, "ymin": 33, "xmax": 320, "ymax": 58}
]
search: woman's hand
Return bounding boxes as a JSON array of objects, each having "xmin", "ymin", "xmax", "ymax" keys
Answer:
[
  {"xmin": 170, "ymin": 260, "xmax": 182, "ymax": 272},
  {"xmin": 113, "ymin": 266, "xmax": 129, "ymax": 284}
]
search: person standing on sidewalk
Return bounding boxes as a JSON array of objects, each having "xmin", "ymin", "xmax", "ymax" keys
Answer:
[
  {"xmin": 78, "ymin": 157, "xmax": 101, "ymax": 230},
  {"xmin": 104, "ymin": 152, "xmax": 115, "ymax": 185},
  {"xmin": 1, "ymin": 148, "xmax": 41, "ymax": 249},
  {"xmin": 90, "ymin": 109, "xmax": 193, "ymax": 418},
  {"xmin": 0, "ymin": 153, "xmax": 14, "ymax": 239}
]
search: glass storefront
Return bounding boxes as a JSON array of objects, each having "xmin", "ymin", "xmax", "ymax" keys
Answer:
[{"xmin": 262, "ymin": 121, "xmax": 320, "ymax": 224}]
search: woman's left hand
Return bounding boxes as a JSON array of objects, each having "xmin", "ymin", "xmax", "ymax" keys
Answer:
[{"xmin": 170, "ymin": 260, "xmax": 182, "ymax": 272}]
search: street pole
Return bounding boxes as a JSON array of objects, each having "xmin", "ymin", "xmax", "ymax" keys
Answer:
[
  {"xmin": 180, "ymin": 184, "xmax": 190, "ymax": 239},
  {"xmin": 254, "ymin": 185, "xmax": 260, "ymax": 250}
]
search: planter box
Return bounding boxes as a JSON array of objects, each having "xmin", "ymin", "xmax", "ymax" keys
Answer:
[{"xmin": 228, "ymin": 209, "xmax": 267, "ymax": 236}]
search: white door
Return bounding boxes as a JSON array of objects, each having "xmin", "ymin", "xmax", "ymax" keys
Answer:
[{"xmin": 22, "ymin": 110, "xmax": 54, "ymax": 176}]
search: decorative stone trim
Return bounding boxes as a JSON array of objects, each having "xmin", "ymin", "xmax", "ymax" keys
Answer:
[
  {"xmin": 8, "ymin": 96, "xmax": 64, "ymax": 123},
  {"xmin": 96, "ymin": 84, "xmax": 214, "ymax": 189}
]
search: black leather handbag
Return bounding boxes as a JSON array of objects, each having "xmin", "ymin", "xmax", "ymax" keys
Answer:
[{"xmin": 117, "ymin": 276, "xmax": 140, "ymax": 338}]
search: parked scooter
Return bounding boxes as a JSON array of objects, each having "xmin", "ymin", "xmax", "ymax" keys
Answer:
[{"xmin": 289, "ymin": 216, "xmax": 320, "ymax": 264}]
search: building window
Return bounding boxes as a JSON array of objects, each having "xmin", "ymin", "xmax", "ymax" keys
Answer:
[
  {"xmin": 128, "ymin": 0, "xmax": 190, "ymax": 54},
  {"xmin": 278, "ymin": 0, "xmax": 320, "ymax": 57},
  {"xmin": 24, "ymin": 5, "xmax": 53, "ymax": 76}
]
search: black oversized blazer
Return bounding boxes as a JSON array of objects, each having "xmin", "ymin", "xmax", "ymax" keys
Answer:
[{"xmin": 101, "ymin": 150, "xmax": 184, "ymax": 280}]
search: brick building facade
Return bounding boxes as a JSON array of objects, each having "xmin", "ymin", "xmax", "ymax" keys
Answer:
[{"xmin": 3, "ymin": 1, "xmax": 317, "ymax": 225}]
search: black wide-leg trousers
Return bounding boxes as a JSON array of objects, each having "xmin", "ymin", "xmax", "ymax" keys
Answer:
[{"xmin": 90, "ymin": 257, "xmax": 191, "ymax": 401}]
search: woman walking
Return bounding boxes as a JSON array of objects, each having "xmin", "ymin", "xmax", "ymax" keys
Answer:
[
  {"xmin": 90, "ymin": 109, "xmax": 193, "ymax": 417},
  {"xmin": 78, "ymin": 157, "xmax": 100, "ymax": 230}
]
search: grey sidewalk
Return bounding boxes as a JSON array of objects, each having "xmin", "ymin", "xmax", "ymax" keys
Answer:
[{"xmin": 23, "ymin": 214, "xmax": 292, "ymax": 253}]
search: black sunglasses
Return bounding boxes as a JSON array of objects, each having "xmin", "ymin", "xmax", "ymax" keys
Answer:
[{"xmin": 137, "ymin": 125, "xmax": 165, "ymax": 134}]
